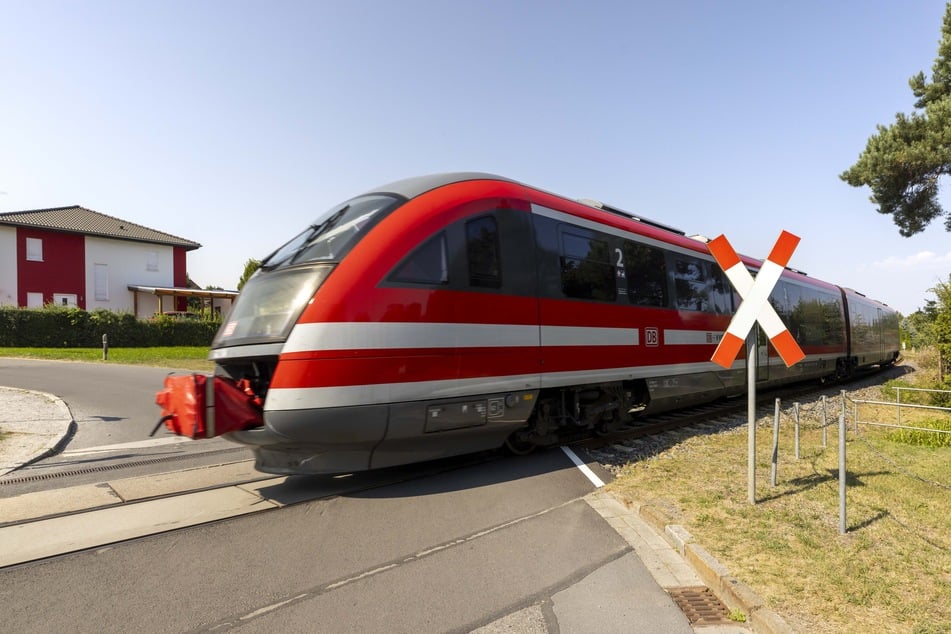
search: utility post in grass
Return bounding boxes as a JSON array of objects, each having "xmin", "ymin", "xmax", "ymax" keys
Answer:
[{"xmin": 708, "ymin": 231, "xmax": 805, "ymax": 504}]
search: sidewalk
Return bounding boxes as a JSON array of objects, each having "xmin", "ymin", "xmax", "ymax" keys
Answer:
[{"xmin": 0, "ymin": 386, "xmax": 74, "ymax": 477}]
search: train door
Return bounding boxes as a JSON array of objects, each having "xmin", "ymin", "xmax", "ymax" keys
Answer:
[
  {"xmin": 531, "ymin": 207, "xmax": 623, "ymax": 382},
  {"xmin": 454, "ymin": 206, "xmax": 540, "ymax": 382}
]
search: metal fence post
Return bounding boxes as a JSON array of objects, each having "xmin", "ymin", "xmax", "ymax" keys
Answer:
[
  {"xmin": 821, "ymin": 395, "xmax": 828, "ymax": 448},
  {"xmin": 896, "ymin": 386, "xmax": 902, "ymax": 428},
  {"xmin": 794, "ymin": 402, "xmax": 800, "ymax": 460},
  {"xmin": 102, "ymin": 333, "xmax": 109, "ymax": 361},
  {"xmin": 771, "ymin": 398, "xmax": 780, "ymax": 487},
  {"xmin": 839, "ymin": 412, "xmax": 847, "ymax": 535}
]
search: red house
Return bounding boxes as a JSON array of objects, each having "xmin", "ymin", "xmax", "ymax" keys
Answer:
[{"xmin": 0, "ymin": 205, "xmax": 232, "ymax": 317}]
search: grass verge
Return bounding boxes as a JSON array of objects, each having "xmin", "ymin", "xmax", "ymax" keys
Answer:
[
  {"xmin": 607, "ymin": 381, "xmax": 950, "ymax": 633},
  {"xmin": 0, "ymin": 347, "xmax": 214, "ymax": 371}
]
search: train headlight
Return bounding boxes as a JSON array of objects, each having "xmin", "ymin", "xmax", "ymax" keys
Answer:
[{"xmin": 213, "ymin": 264, "xmax": 333, "ymax": 347}]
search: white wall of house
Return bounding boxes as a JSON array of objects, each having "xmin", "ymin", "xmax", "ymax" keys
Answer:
[
  {"xmin": 0, "ymin": 226, "xmax": 17, "ymax": 306},
  {"xmin": 85, "ymin": 236, "xmax": 176, "ymax": 316}
]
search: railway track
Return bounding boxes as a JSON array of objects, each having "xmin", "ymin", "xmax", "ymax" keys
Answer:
[
  {"xmin": 0, "ymin": 447, "xmax": 510, "ymax": 569},
  {"xmin": 572, "ymin": 363, "xmax": 911, "ymax": 456},
  {"xmin": 2, "ymin": 364, "xmax": 909, "ymax": 534}
]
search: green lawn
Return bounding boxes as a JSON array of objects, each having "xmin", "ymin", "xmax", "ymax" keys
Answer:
[{"xmin": 0, "ymin": 347, "xmax": 214, "ymax": 371}]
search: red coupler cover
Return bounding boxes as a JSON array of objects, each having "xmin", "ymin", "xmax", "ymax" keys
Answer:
[
  {"xmin": 155, "ymin": 374, "xmax": 264, "ymax": 439},
  {"xmin": 155, "ymin": 374, "xmax": 208, "ymax": 438},
  {"xmin": 214, "ymin": 377, "xmax": 264, "ymax": 435}
]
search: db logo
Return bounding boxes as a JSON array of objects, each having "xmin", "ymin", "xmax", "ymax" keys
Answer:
[{"xmin": 645, "ymin": 327, "xmax": 659, "ymax": 347}]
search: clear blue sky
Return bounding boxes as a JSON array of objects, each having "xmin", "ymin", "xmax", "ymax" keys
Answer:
[{"xmin": 2, "ymin": 1, "xmax": 949, "ymax": 316}]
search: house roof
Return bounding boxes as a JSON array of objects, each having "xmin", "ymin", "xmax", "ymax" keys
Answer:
[{"xmin": 0, "ymin": 205, "xmax": 201, "ymax": 251}]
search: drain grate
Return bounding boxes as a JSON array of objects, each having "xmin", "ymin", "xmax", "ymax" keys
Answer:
[
  {"xmin": 667, "ymin": 586, "xmax": 734, "ymax": 625},
  {"xmin": 0, "ymin": 447, "xmax": 247, "ymax": 486}
]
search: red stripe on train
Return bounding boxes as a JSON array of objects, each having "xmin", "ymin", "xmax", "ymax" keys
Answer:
[{"xmin": 271, "ymin": 344, "xmax": 721, "ymax": 389}]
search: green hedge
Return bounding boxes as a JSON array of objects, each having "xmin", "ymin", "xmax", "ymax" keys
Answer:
[{"xmin": 0, "ymin": 306, "xmax": 220, "ymax": 347}]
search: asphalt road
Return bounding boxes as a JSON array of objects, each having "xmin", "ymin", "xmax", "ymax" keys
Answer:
[
  {"xmin": 0, "ymin": 448, "xmax": 664, "ymax": 633},
  {"xmin": 0, "ymin": 358, "xmax": 696, "ymax": 633}
]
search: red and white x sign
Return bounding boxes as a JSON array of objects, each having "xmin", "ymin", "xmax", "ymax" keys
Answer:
[{"xmin": 708, "ymin": 231, "xmax": 805, "ymax": 369}]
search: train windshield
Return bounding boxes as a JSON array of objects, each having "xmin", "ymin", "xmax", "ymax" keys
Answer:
[{"xmin": 261, "ymin": 194, "xmax": 403, "ymax": 270}]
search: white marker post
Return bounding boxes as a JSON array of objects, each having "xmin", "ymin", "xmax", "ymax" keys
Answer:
[{"xmin": 709, "ymin": 231, "xmax": 805, "ymax": 504}]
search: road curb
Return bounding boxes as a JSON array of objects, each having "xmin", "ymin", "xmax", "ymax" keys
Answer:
[
  {"xmin": 614, "ymin": 494, "xmax": 795, "ymax": 634},
  {"xmin": 0, "ymin": 387, "xmax": 75, "ymax": 477}
]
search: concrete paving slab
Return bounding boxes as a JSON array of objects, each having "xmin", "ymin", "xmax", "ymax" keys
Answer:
[
  {"xmin": 587, "ymin": 492, "xmax": 704, "ymax": 589},
  {"xmin": 107, "ymin": 460, "xmax": 266, "ymax": 501},
  {"xmin": 552, "ymin": 551, "xmax": 694, "ymax": 633},
  {"xmin": 0, "ymin": 485, "xmax": 279, "ymax": 567},
  {"xmin": 0, "ymin": 482, "xmax": 122, "ymax": 525},
  {"xmin": 471, "ymin": 604, "xmax": 549, "ymax": 633}
]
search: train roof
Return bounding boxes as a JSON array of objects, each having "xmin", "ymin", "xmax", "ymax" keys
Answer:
[
  {"xmin": 361, "ymin": 173, "xmax": 886, "ymax": 305},
  {"xmin": 365, "ymin": 172, "xmax": 693, "ymax": 239},
  {"xmin": 362, "ymin": 172, "xmax": 516, "ymax": 201}
]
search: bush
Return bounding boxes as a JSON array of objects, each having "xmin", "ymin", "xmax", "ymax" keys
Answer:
[
  {"xmin": 0, "ymin": 305, "xmax": 220, "ymax": 347},
  {"xmin": 885, "ymin": 418, "xmax": 951, "ymax": 447}
]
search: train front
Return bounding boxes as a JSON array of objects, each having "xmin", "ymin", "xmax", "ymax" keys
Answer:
[{"xmin": 155, "ymin": 191, "xmax": 406, "ymax": 474}]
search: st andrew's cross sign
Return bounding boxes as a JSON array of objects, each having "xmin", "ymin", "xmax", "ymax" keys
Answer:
[
  {"xmin": 706, "ymin": 230, "xmax": 805, "ymax": 504},
  {"xmin": 708, "ymin": 230, "xmax": 805, "ymax": 368}
]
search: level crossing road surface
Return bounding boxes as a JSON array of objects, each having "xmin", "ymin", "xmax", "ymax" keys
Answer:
[
  {"xmin": 0, "ymin": 359, "xmax": 739, "ymax": 632},
  {"xmin": 1, "ymin": 448, "xmax": 703, "ymax": 633}
]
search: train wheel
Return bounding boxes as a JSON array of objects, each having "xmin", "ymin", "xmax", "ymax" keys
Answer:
[{"xmin": 504, "ymin": 432, "xmax": 536, "ymax": 455}]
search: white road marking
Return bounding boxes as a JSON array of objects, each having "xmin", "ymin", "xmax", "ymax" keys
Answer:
[
  {"xmin": 560, "ymin": 446, "xmax": 605, "ymax": 488},
  {"xmin": 62, "ymin": 436, "xmax": 192, "ymax": 457}
]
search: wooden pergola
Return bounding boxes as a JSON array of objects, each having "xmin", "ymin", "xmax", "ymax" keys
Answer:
[{"xmin": 127, "ymin": 285, "xmax": 239, "ymax": 317}]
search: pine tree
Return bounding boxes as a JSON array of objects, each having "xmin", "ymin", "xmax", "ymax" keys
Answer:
[{"xmin": 841, "ymin": 3, "xmax": 951, "ymax": 236}]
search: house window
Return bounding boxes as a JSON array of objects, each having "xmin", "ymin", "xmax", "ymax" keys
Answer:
[
  {"xmin": 26, "ymin": 238, "xmax": 43, "ymax": 261},
  {"xmin": 94, "ymin": 264, "xmax": 109, "ymax": 301},
  {"xmin": 146, "ymin": 251, "xmax": 158, "ymax": 272}
]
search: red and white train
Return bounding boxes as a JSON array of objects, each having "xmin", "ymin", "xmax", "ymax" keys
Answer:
[{"xmin": 155, "ymin": 173, "xmax": 900, "ymax": 474}]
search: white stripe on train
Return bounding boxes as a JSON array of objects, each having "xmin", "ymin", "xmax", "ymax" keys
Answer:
[{"xmin": 283, "ymin": 322, "xmax": 644, "ymax": 352}]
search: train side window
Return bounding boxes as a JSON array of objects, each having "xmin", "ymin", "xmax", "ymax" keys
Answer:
[
  {"xmin": 466, "ymin": 216, "xmax": 502, "ymax": 288},
  {"xmin": 671, "ymin": 256, "xmax": 731, "ymax": 314},
  {"xmin": 560, "ymin": 230, "xmax": 616, "ymax": 301},
  {"xmin": 391, "ymin": 232, "xmax": 449, "ymax": 285},
  {"xmin": 707, "ymin": 266, "xmax": 732, "ymax": 314},
  {"xmin": 790, "ymin": 286, "xmax": 845, "ymax": 346},
  {"xmin": 769, "ymin": 280, "xmax": 789, "ymax": 319},
  {"xmin": 623, "ymin": 241, "xmax": 667, "ymax": 307}
]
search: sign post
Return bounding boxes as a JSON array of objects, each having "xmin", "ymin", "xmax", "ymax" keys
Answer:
[
  {"xmin": 708, "ymin": 231, "xmax": 805, "ymax": 504},
  {"xmin": 746, "ymin": 329, "xmax": 757, "ymax": 504}
]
